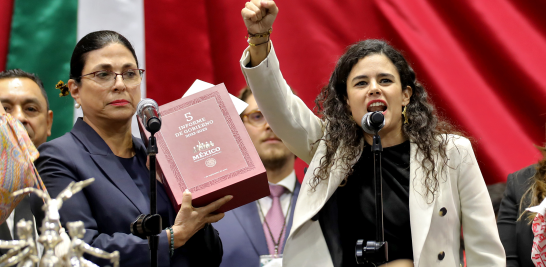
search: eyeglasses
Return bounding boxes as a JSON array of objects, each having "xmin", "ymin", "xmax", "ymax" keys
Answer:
[
  {"xmin": 241, "ymin": 109, "xmax": 266, "ymax": 127},
  {"xmin": 79, "ymin": 69, "xmax": 145, "ymax": 88}
]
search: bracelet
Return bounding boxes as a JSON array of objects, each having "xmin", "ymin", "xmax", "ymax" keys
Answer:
[
  {"xmin": 246, "ymin": 28, "xmax": 272, "ymax": 39},
  {"xmin": 248, "ymin": 36, "xmax": 270, "ymax": 47},
  {"xmin": 167, "ymin": 227, "xmax": 174, "ymax": 257}
]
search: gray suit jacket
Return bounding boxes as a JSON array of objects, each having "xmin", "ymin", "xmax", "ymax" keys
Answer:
[{"xmin": 214, "ymin": 180, "xmax": 300, "ymax": 267}]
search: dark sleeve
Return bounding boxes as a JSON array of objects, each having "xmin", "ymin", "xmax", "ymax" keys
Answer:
[
  {"xmin": 172, "ymin": 223, "xmax": 223, "ymax": 266},
  {"xmin": 30, "ymin": 142, "xmax": 172, "ymax": 267},
  {"xmin": 497, "ymin": 172, "xmax": 522, "ymax": 267}
]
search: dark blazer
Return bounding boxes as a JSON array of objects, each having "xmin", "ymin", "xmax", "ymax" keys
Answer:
[
  {"xmin": 0, "ymin": 196, "xmax": 36, "ymax": 256},
  {"xmin": 30, "ymin": 118, "xmax": 222, "ymax": 267},
  {"xmin": 497, "ymin": 164, "xmax": 536, "ymax": 267},
  {"xmin": 213, "ymin": 180, "xmax": 300, "ymax": 267}
]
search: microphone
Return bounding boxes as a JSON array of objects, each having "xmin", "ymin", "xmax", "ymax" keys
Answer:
[
  {"xmin": 137, "ymin": 98, "xmax": 162, "ymax": 134},
  {"xmin": 361, "ymin": 111, "xmax": 385, "ymax": 135}
]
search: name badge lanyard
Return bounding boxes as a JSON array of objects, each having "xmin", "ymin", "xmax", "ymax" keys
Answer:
[{"xmin": 257, "ymin": 179, "xmax": 296, "ymax": 256}]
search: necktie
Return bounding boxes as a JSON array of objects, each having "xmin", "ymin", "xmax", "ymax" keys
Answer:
[{"xmin": 263, "ymin": 184, "xmax": 286, "ymax": 255}]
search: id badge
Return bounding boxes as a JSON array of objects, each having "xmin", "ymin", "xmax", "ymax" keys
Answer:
[{"xmin": 259, "ymin": 254, "xmax": 283, "ymax": 267}]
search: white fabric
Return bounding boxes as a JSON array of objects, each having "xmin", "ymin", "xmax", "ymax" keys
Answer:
[
  {"xmin": 76, "ymin": 0, "xmax": 146, "ymax": 137},
  {"xmin": 6, "ymin": 211, "xmax": 14, "ymax": 239},
  {"xmin": 240, "ymin": 43, "xmax": 506, "ymax": 267},
  {"xmin": 256, "ymin": 170, "xmax": 296, "ymax": 224},
  {"xmin": 527, "ymin": 195, "xmax": 546, "ymax": 214},
  {"xmin": 183, "ymin": 80, "xmax": 249, "ymax": 115},
  {"xmin": 33, "ymin": 217, "xmax": 43, "ymax": 257}
]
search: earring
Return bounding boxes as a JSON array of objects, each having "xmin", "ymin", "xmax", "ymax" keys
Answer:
[
  {"xmin": 402, "ymin": 105, "xmax": 408, "ymax": 124},
  {"xmin": 75, "ymin": 103, "xmax": 81, "ymax": 109}
]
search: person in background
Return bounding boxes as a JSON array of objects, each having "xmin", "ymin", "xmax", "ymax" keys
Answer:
[
  {"xmin": 238, "ymin": 1, "xmax": 505, "ymax": 266},
  {"xmin": 214, "ymin": 86, "xmax": 300, "ymax": 267},
  {"xmin": 0, "ymin": 69, "xmax": 52, "ymax": 257},
  {"xmin": 30, "ymin": 30, "xmax": 231, "ymax": 267},
  {"xmin": 0, "ymin": 69, "xmax": 53, "ymax": 148},
  {"xmin": 497, "ymin": 148, "xmax": 545, "ymax": 267},
  {"xmin": 488, "ymin": 183, "xmax": 507, "ymax": 218}
]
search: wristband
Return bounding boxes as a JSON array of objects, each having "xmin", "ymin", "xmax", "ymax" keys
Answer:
[
  {"xmin": 248, "ymin": 36, "xmax": 270, "ymax": 47},
  {"xmin": 167, "ymin": 227, "xmax": 174, "ymax": 257},
  {"xmin": 246, "ymin": 28, "xmax": 272, "ymax": 39}
]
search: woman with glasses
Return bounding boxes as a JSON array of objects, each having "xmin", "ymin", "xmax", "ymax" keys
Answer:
[
  {"xmin": 30, "ymin": 30, "xmax": 230, "ymax": 267},
  {"xmin": 238, "ymin": 1, "xmax": 505, "ymax": 266}
]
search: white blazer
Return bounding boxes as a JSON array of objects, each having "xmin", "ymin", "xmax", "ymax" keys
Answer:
[{"xmin": 240, "ymin": 44, "xmax": 505, "ymax": 267}]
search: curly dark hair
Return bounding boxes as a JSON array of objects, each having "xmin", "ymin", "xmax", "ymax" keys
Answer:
[
  {"xmin": 312, "ymin": 39, "xmax": 462, "ymax": 201},
  {"xmin": 520, "ymin": 146, "xmax": 546, "ymax": 223}
]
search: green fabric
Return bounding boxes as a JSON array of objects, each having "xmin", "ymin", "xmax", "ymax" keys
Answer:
[{"xmin": 6, "ymin": 0, "xmax": 77, "ymax": 141}]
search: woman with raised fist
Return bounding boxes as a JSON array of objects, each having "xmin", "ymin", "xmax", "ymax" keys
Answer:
[{"xmin": 239, "ymin": 1, "xmax": 505, "ymax": 266}]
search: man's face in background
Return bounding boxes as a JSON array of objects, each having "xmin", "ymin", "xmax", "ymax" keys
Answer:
[
  {"xmin": 241, "ymin": 94, "xmax": 294, "ymax": 170},
  {"xmin": 0, "ymin": 77, "xmax": 53, "ymax": 147}
]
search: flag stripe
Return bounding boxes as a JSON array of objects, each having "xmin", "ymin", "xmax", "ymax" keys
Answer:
[
  {"xmin": 76, "ymin": 0, "xmax": 146, "ymax": 136},
  {"xmin": 0, "ymin": 0, "xmax": 14, "ymax": 71},
  {"xmin": 6, "ymin": 0, "xmax": 77, "ymax": 140}
]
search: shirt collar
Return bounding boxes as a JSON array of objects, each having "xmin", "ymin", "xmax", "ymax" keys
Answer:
[{"xmin": 269, "ymin": 170, "xmax": 296, "ymax": 193}]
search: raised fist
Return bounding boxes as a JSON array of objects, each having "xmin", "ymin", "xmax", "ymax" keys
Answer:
[{"xmin": 241, "ymin": 0, "xmax": 278, "ymax": 34}]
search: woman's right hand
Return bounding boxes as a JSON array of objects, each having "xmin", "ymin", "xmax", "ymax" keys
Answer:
[
  {"xmin": 241, "ymin": 0, "xmax": 278, "ymax": 67},
  {"xmin": 170, "ymin": 190, "xmax": 232, "ymax": 248},
  {"xmin": 241, "ymin": 0, "xmax": 278, "ymax": 35}
]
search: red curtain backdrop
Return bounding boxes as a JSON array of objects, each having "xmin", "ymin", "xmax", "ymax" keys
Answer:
[
  {"xmin": 0, "ymin": 0, "xmax": 14, "ymax": 71},
  {"xmin": 144, "ymin": 0, "xmax": 546, "ymax": 184}
]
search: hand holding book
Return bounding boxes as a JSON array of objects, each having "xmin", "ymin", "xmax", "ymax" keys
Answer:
[{"xmin": 168, "ymin": 190, "xmax": 232, "ymax": 248}]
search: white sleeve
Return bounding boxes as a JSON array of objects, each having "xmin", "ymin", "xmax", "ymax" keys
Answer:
[
  {"xmin": 239, "ymin": 43, "xmax": 324, "ymax": 164},
  {"xmin": 454, "ymin": 137, "xmax": 506, "ymax": 266}
]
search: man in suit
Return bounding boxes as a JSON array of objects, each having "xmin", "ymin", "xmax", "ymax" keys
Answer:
[
  {"xmin": 213, "ymin": 86, "xmax": 300, "ymax": 267},
  {"xmin": 0, "ymin": 69, "xmax": 52, "ymax": 255}
]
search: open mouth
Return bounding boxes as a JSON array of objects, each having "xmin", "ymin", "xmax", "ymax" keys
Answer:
[{"xmin": 367, "ymin": 100, "xmax": 387, "ymax": 113}]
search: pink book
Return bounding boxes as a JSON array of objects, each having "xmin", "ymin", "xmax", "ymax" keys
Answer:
[{"xmin": 138, "ymin": 84, "xmax": 268, "ymax": 212}]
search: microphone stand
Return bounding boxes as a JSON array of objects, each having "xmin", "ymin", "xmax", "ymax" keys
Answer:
[
  {"xmin": 372, "ymin": 133, "xmax": 387, "ymax": 256},
  {"xmin": 132, "ymin": 99, "xmax": 163, "ymax": 267},
  {"xmin": 130, "ymin": 133, "xmax": 162, "ymax": 267},
  {"xmin": 147, "ymin": 133, "xmax": 161, "ymax": 267},
  {"xmin": 355, "ymin": 132, "xmax": 388, "ymax": 265}
]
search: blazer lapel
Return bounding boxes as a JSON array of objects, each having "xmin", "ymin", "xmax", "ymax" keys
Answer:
[
  {"xmin": 284, "ymin": 181, "xmax": 301, "ymax": 242},
  {"xmin": 232, "ymin": 202, "xmax": 269, "ymax": 256},
  {"xmin": 289, "ymin": 139, "xmax": 363, "ymax": 239},
  {"xmin": 89, "ymin": 154, "xmax": 149, "ymax": 214},
  {"xmin": 408, "ymin": 142, "xmax": 436, "ymax": 265},
  {"xmin": 71, "ymin": 118, "xmax": 149, "ymax": 215}
]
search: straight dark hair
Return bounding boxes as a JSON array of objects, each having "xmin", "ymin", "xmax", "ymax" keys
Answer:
[{"xmin": 70, "ymin": 30, "xmax": 138, "ymax": 83}]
